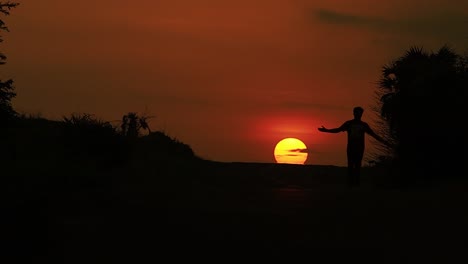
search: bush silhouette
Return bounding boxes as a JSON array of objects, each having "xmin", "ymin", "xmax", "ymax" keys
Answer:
[{"xmin": 62, "ymin": 113, "xmax": 126, "ymax": 166}]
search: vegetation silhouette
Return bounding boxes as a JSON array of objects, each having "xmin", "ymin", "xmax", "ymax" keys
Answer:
[
  {"xmin": 318, "ymin": 106, "xmax": 388, "ymax": 186},
  {"xmin": 372, "ymin": 45, "xmax": 467, "ymax": 185},
  {"xmin": 121, "ymin": 112, "xmax": 152, "ymax": 139},
  {"xmin": 0, "ymin": 2, "xmax": 18, "ymax": 123}
]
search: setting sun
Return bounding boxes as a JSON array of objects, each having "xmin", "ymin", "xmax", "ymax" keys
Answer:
[{"xmin": 274, "ymin": 138, "xmax": 308, "ymax": 165}]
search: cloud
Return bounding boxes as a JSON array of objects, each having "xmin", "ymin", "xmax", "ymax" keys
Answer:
[
  {"xmin": 314, "ymin": 9, "xmax": 468, "ymax": 43},
  {"xmin": 316, "ymin": 9, "xmax": 389, "ymax": 28},
  {"xmin": 288, "ymin": 148, "xmax": 309, "ymax": 153},
  {"xmin": 274, "ymin": 148, "xmax": 308, "ymax": 158}
]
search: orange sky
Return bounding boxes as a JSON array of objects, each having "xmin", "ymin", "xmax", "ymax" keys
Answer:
[{"xmin": 2, "ymin": 0, "xmax": 467, "ymax": 166}]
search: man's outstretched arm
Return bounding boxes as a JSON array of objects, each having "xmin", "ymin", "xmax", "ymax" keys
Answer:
[
  {"xmin": 366, "ymin": 127, "xmax": 392, "ymax": 147},
  {"xmin": 318, "ymin": 125, "xmax": 344, "ymax": 133}
]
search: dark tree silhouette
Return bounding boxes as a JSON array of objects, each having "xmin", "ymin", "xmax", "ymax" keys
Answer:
[
  {"xmin": 373, "ymin": 45, "xmax": 467, "ymax": 181},
  {"xmin": 0, "ymin": 2, "xmax": 18, "ymax": 121}
]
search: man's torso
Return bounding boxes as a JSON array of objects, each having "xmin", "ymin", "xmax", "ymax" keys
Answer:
[{"xmin": 343, "ymin": 119, "xmax": 369, "ymax": 149}]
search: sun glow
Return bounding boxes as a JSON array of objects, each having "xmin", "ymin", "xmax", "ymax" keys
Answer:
[{"xmin": 274, "ymin": 138, "xmax": 308, "ymax": 164}]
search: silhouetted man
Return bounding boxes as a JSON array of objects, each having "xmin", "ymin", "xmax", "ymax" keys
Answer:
[{"xmin": 318, "ymin": 106, "xmax": 387, "ymax": 186}]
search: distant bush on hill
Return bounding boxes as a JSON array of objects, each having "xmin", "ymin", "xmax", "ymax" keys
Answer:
[{"xmin": 135, "ymin": 131, "xmax": 196, "ymax": 161}]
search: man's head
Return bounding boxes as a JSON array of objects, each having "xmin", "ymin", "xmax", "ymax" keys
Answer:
[{"xmin": 353, "ymin": 106, "xmax": 364, "ymax": 119}]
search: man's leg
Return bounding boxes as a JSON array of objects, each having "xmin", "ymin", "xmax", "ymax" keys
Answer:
[
  {"xmin": 354, "ymin": 160, "xmax": 362, "ymax": 185},
  {"xmin": 350, "ymin": 162, "xmax": 359, "ymax": 186},
  {"xmin": 347, "ymin": 163, "xmax": 360, "ymax": 186},
  {"xmin": 347, "ymin": 160, "xmax": 354, "ymax": 186},
  {"xmin": 347, "ymin": 148, "xmax": 363, "ymax": 186},
  {"xmin": 354, "ymin": 150, "xmax": 364, "ymax": 186},
  {"xmin": 352, "ymin": 167, "xmax": 359, "ymax": 185}
]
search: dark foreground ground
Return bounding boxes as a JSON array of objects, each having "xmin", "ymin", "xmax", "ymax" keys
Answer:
[{"xmin": 2, "ymin": 160, "xmax": 468, "ymax": 263}]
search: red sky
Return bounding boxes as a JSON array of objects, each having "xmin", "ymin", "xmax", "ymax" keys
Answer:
[{"xmin": 2, "ymin": 0, "xmax": 467, "ymax": 166}]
